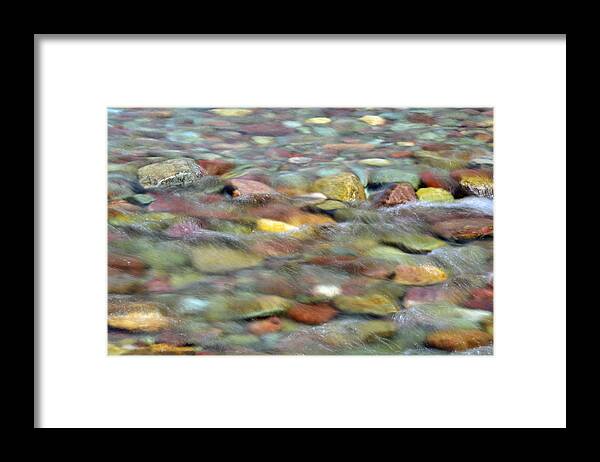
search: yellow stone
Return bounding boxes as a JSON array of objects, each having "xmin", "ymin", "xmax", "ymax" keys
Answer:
[
  {"xmin": 210, "ymin": 108, "xmax": 253, "ymax": 117},
  {"xmin": 285, "ymin": 213, "xmax": 335, "ymax": 227},
  {"xmin": 108, "ymin": 311, "xmax": 170, "ymax": 332},
  {"xmin": 416, "ymin": 187, "xmax": 455, "ymax": 202},
  {"xmin": 311, "ymin": 172, "xmax": 366, "ymax": 201},
  {"xmin": 305, "ymin": 117, "xmax": 332, "ymax": 124},
  {"xmin": 396, "ymin": 141, "xmax": 416, "ymax": 147},
  {"xmin": 359, "ymin": 115, "xmax": 386, "ymax": 126},
  {"xmin": 256, "ymin": 218, "xmax": 299, "ymax": 233},
  {"xmin": 393, "ymin": 265, "xmax": 448, "ymax": 286},
  {"xmin": 252, "ymin": 136, "xmax": 274, "ymax": 145}
]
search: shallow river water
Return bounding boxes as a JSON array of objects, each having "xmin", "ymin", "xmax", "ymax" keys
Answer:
[{"xmin": 107, "ymin": 107, "xmax": 493, "ymax": 355}]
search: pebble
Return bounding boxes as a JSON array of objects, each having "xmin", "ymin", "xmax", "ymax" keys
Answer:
[
  {"xmin": 393, "ymin": 265, "xmax": 448, "ymax": 286},
  {"xmin": 256, "ymin": 218, "xmax": 299, "ymax": 233},
  {"xmin": 374, "ymin": 182, "xmax": 417, "ymax": 207},
  {"xmin": 425, "ymin": 329, "xmax": 492, "ymax": 351},
  {"xmin": 137, "ymin": 158, "xmax": 206, "ymax": 189},
  {"xmin": 305, "ymin": 117, "xmax": 332, "ymax": 124},
  {"xmin": 210, "ymin": 108, "xmax": 254, "ymax": 117},
  {"xmin": 311, "ymin": 172, "xmax": 366, "ymax": 202},
  {"xmin": 416, "ymin": 187, "xmax": 455, "ymax": 202},
  {"xmin": 359, "ymin": 115, "xmax": 386, "ymax": 126},
  {"xmin": 333, "ymin": 293, "xmax": 399, "ymax": 315},
  {"xmin": 288, "ymin": 303, "xmax": 338, "ymax": 325}
]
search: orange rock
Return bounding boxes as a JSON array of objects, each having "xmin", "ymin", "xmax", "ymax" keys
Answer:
[
  {"xmin": 247, "ymin": 317, "xmax": 282, "ymax": 336},
  {"xmin": 425, "ymin": 329, "xmax": 492, "ymax": 351},
  {"xmin": 288, "ymin": 304, "xmax": 338, "ymax": 325}
]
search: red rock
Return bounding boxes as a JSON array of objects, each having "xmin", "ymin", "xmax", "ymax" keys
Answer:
[
  {"xmin": 238, "ymin": 123, "xmax": 294, "ymax": 136},
  {"xmin": 288, "ymin": 304, "xmax": 338, "ymax": 325},
  {"xmin": 374, "ymin": 182, "xmax": 417, "ymax": 207},
  {"xmin": 389, "ymin": 151, "xmax": 414, "ymax": 158},
  {"xmin": 226, "ymin": 179, "xmax": 276, "ymax": 197},
  {"xmin": 403, "ymin": 286, "xmax": 468, "ymax": 307},
  {"xmin": 432, "ymin": 218, "xmax": 494, "ymax": 240},
  {"xmin": 420, "ymin": 171, "xmax": 459, "ymax": 193},
  {"xmin": 421, "ymin": 143, "xmax": 453, "ymax": 152},
  {"xmin": 361, "ymin": 266, "xmax": 394, "ymax": 279},
  {"xmin": 248, "ymin": 317, "xmax": 282, "ymax": 336},
  {"xmin": 407, "ymin": 113, "xmax": 436, "ymax": 125},
  {"xmin": 463, "ymin": 287, "xmax": 494, "ymax": 311},
  {"xmin": 197, "ymin": 159, "xmax": 235, "ymax": 176},
  {"xmin": 308, "ymin": 255, "xmax": 364, "ymax": 273},
  {"xmin": 108, "ymin": 254, "xmax": 147, "ymax": 276}
]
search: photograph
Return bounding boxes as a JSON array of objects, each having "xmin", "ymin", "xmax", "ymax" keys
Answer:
[{"xmin": 107, "ymin": 107, "xmax": 494, "ymax": 355}]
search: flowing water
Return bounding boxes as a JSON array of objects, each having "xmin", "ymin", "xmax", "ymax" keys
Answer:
[{"xmin": 107, "ymin": 108, "xmax": 493, "ymax": 355}]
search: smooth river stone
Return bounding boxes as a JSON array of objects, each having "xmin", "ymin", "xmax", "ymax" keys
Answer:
[
  {"xmin": 226, "ymin": 179, "xmax": 276, "ymax": 197},
  {"xmin": 393, "ymin": 265, "xmax": 448, "ymax": 286},
  {"xmin": 311, "ymin": 172, "xmax": 366, "ymax": 202},
  {"xmin": 333, "ymin": 293, "xmax": 399, "ymax": 315},
  {"xmin": 382, "ymin": 233, "xmax": 447, "ymax": 253},
  {"xmin": 191, "ymin": 246, "xmax": 263, "ymax": 273},
  {"xmin": 425, "ymin": 329, "xmax": 492, "ymax": 351},
  {"xmin": 287, "ymin": 303, "xmax": 338, "ymax": 325},
  {"xmin": 108, "ymin": 301, "xmax": 171, "ymax": 333},
  {"xmin": 431, "ymin": 217, "xmax": 494, "ymax": 240},
  {"xmin": 137, "ymin": 158, "xmax": 206, "ymax": 189},
  {"xmin": 205, "ymin": 295, "xmax": 294, "ymax": 321},
  {"xmin": 358, "ymin": 115, "xmax": 386, "ymax": 126},
  {"xmin": 353, "ymin": 320, "xmax": 398, "ymax": 343},
  {"xmin": 416, "ymin": 187, "xmax": 455, "ymax": 202}
]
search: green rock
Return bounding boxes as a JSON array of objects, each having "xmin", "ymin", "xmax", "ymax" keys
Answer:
[
  {"xmin": 108, "ymin": 212, "xmax": 178, "ymax": 230},
  {"xmin": 368, "ymin": 169, "xmax": 420, "ymax": 188},
  {"xmin": 138, "ymin": 244, "xmax": 190, "ymax": 270},
  {"xmin": 365, "ymin": 246, "xmax": 418, "ymax": 265},
  {"xmin": 127, "ymin": 194, "xmax": 155, "ymax": 206},
  {"xmin": 382, "ymin": 233, "xmax": 447, "ymax": 253},
  {"xmin": 315, "ymin": 199, "xmax": 349, "ymax": 211},
  {"xmin": 333, "ymin": 293, "xmax": 399, "ymax": 316},
  {"xmin": 354, "ymin": 320, "xmax": 398, "ymax": 343},
  {"xmin": 311, "ymin": 172, "xmax": 366, "ymax": 202},
  {"xmin": 225, "ymin": 334, "xmax": 262, "ymax": 347},
  {"xmin": 191, "ymin": 246, "xmax": 263, "ymax": 273},
  {"xmin": 205, "ymin": 294, "xmax": 294, "ymax": 321}
]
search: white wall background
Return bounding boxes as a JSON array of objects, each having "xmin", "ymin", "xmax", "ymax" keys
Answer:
[{"xmin": 37, "ymin": 36, "xmax": 566, "ymax": 428}]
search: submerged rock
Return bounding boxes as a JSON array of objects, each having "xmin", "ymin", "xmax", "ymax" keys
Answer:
[
  {"xmin": 137, "ymin": 158, "xmax": 206, "ymax": 189},
  {"xmin": 190, "ymin": 246, "xmax": 263, "ymax": 273},
  {"xmin": 333, "ymin": 293, "xmax": 399, "ymax": 315},
  {"xmin": 393, "ymin": 265, "xmax": 448, "ymax": 286},
  {"xmin": 311, "ymin": 172, "xmax": 366, "ymax": 202},
  {"xmin": 416, "ymin": 187, "xmax": 455, "ymax": 202},
  {"xmin": 425, "ymin": 329, "xmax": 492, "ymax": 351},
  {"xmin": 432, "ymin": 217, "xmax": 494, "ymax": 240},
  {"xmin": 287, "ymin": 303, "xmax": 338, "ymax": 325}
]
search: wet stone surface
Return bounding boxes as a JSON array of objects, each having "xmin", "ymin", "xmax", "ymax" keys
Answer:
[{"xmin": 108, "ymin": 107, "xmax": 494, "ymax": 355}]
